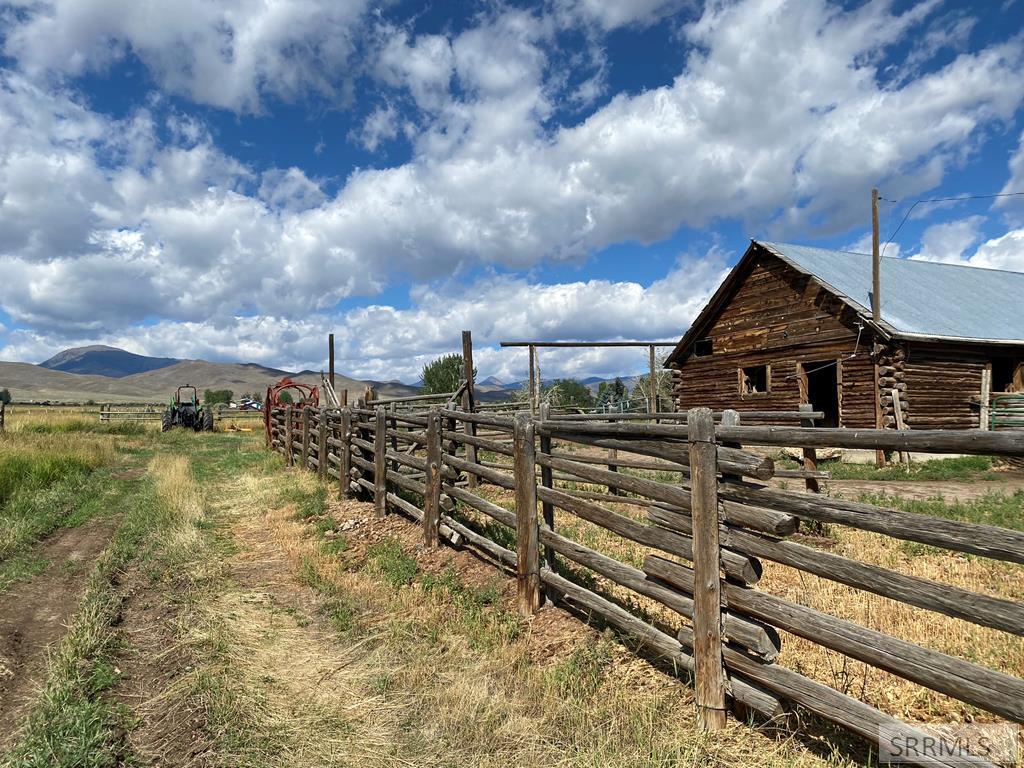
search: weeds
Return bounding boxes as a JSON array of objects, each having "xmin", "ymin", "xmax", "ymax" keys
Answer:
[{"xmin": 365, "ymin": 537, "xmax": 417, "ymax": 588}]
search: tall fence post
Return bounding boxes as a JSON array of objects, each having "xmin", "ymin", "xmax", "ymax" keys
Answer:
[
  {"xmin": 462, "ymin": 330, "xmax": 478, "ymax": 489},
  {"xmin": 513, "ymin": 412, "xmax": 541, "ymax": 615},
  {"xmin": 373, "ymin": 405, "xmax": 387, "ymax": 518},
  {"xmin": 339, "ymin": 407, "xmax": 352, "ymax": 497},
  {"xmin": 688, "ymin": 406, "xmax": 727, "ymax": 731},
  {"xmin": 284, "ymin": 405, "xmax": 294, "ymax": 467},
  {"xmin": 538, "ymin": 403, "xmax": 556, "ymax": 573},
  {"xmin": 799, "ymin": 403, "xmax": 820, "ymax": 494},
  {"xmin": 423, "ymin": 406, "xmax": 443, "ymax": 547},
  {"xmin": 317, "ymin": 407, "xmax": 327, "ymax": 478},
  {"xmin": 301, "ymin": 407, "xmax": 311, "ymax": 469}
]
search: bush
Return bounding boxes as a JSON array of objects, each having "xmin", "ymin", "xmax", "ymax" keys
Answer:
[
  {"xmin": 0, "ymin": 388, "xmax": 11, "ymax": 405},
  {"xmin": 420, "ymin": 353, "xmax": 475, "ymax": 395},
  {"xmin": 202, "ymin": 389, "xmax": 233, "ymax": 405},
  {"xmin": 551, "ymin": 378, "xmax": 595, "ymax": 408}
]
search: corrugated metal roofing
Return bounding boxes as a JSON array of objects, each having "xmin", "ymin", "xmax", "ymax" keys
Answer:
[{"xmin": 759, "ymin": 241, "xmax": 1024, "ymax": 343}]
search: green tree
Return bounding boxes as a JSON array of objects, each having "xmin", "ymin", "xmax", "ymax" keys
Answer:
[
  {"xmin": 203, "ymin": 389, "xmax": 233, "ymax": 405},
  {"xmin": 277, "ymin": 391, "xmax": 293, "ymax": 404},
  {"xmin": 550, "ymin": 378, "xmax": 594, "ymax": 408},
  {"xmin": 596, "ymin": 377, "xmax": 627, "ymax": 408},
  {"xmin": 420, "ymin": 353, "xmax": 476, "ymax": 395},
  {"xmin": 0, "ymin": 388, "xmax": 10, "ymax": 404}
]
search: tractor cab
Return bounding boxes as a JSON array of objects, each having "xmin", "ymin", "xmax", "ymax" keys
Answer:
[{"xmin": 162, "ymin": 384, "xmax": 214, "ymax": 432}]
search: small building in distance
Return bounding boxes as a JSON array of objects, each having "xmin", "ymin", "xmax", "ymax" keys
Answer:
[{"xmin": 665, "ymin": 241, "xmax": 1024, "ymax": 429}]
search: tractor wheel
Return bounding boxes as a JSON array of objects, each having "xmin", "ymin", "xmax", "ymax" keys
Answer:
[
  {"xmin": 161, "ymin": 410, "xmax": 173, "ymax": 433},
  {"xmin": 203, "ymin": 408, "xmax": 214, "ymax": 432}
]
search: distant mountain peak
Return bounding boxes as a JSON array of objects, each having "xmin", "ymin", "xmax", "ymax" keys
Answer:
[
  {"xmin": 480, "ymin": 375, "xmax": 505, "ymax": 386},
  {"xmin": 40, "ymin": 345, "xmax": 181, "ymax": 379}
]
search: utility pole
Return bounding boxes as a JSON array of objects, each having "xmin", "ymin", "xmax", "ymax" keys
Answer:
[{"xmin": 871, "ymin": 187, "xmax": 881, "ymax": 324}]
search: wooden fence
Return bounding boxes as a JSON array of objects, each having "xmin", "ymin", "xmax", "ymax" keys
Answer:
[
  {"xmin": 267, "ymin": 401, "xmax": 1024, "ymax": 767},
  {"xmin": 98, "ymin": 404, "xmax": 263, "ymax": 422}
]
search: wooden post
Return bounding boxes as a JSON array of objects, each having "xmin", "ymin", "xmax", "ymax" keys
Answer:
[
  {"xmin": 0, "ymin": 400, "xmax": 5, "ymax": 433},
  {"xmin": 892, "ymin": 388, "xmax": 910, "ymax": 467},
  {"xmin": 389, "ymin": 401, "xmax": 398, "ymax": 473},
  {"xmin": 513, "ymin": 412, "xmax": 541, "ymax": 615},
  {"xmin": 423, "ymin": 407, "xmax": 443, "ymax": 548},
  {"xmin": 462, "ymin": 330, "xmax": 478, "ymax": 489},
  {"xmin": 373, "ymin": 406, "xmax": 387, "ymax": 518},
  {"xmin": 688, "ymin": 407, "xmax": 726, "ymax": 731},
  {"xmin": 340, "ymin": 407, "xmax": 352, "ymax": 497},
  {"xmin": 874, "ymin": 362, "xmax": 886, "ymax": 468},
  {"xmin": 340, "ymin": 388, "xmax": 348, "ymax": 407},
  {"xmin": 648, "ymin": 344, "xmax": 658, "ymax": 416},
  {"xmin": 284, "ymin": 405, "xmax": 294, "ymax": 466},
  {"xmin": 981, "ymin": 364, "xmax": 992, "ymax": 431},
  {"xmin": 871, "ymin": 187, "xmax": 881, "ymax": 324},
  {"xmin": 607, "ymin": 447, "xmax": 620, "ymax": 495},
  {"xmin": 328, "ymin": 332, "xmax": 335, "ymax": 391},
  {"xmin": 799, "ymin": 403, "xmax": 820, "ymax": 493},
  {"xmin": 317, "ymin": 407, "xmax": 327, "ymax": 478},
  {"xmin": 301, "ymin": 407, "xmax": 311, "ymax": 470},
  {"xmin": 528, "ymin": 344, "xmax": 539, "ymax": 415},
  {"xmin": 538, "ymin": 403, "xmax": 556, "ymax": 574}
]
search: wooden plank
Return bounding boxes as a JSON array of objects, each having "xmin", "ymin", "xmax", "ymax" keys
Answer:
[
  {"xmin": 799, "ymin": 403, "xmax": 820, "ymax": 494},
  {"xmin": 316, "ymin": 407, "xmax": 327, "ymax": 478},
  {"xmin": 649, "ymin": 507, "xmax": 1024, "ymax": 637},
  {"xmin": 373, "ymin": 406, "xmax": 387, "ymax": 518},
  {"xmin": 513, "ymin": 412, "xmax": 541, "ymax": 614},
  {"xmin": 423, "ymin": 408, "xmax": 443, "ymax": 548},
  {"xmin": 301, "ymin": 407, "xmax": 311, "ymax": 469},
  {"xmin": 717, "ymin": 480, "xmax": 1024, "ymax": 565},
  {"xmin": 646, "ymin": 555, "xmax": 1024, "ymax": 722},
  {"xmin": 538, "ymin": 403, "xmax": 556, "ymax": 571},
  {"xmin": 284, "ymin": 405, "xmax": 294, "ymax": 467},
  {"xmin": 714, "ymin": 425, "xmax": 1024, "ymax": 455}
]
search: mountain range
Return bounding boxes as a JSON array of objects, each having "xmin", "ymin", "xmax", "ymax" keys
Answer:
[{"xmin": 1, "ymin": 346, "xmax": 419, "ymax": 403}]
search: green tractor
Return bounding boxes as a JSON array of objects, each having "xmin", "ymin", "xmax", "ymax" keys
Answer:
[{"xmin": 162, "ymin": 385, "xmax": 214, "ymax": 433}]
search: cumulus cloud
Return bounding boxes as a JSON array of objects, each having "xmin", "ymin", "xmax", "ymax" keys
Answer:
[
  {"xmin": 0, "ymin": 0, "xmax": 1022, "ymax": 369},
  {"xmin": 2, "ymin": 0, "xmax": 371, "ymax": 113},
  {"xmin": 911, "ymin": 216, "xmax": 986, "ymax": 263},
  {"xmin": 0, "ymin": 250, "xmax": 729, "ymax": 381}
]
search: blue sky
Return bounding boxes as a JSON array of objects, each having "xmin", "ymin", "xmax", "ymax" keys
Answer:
[{"xmin": 0, "ymin": 0, "xmax": 1023, "ymax": 383}]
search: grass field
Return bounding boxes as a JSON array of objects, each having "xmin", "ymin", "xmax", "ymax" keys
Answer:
[{"xmin": 0, "ymin": 415, "xmax": 1020, "ymax": 767}]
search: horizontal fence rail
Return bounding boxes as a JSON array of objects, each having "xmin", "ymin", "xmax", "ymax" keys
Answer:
[{"xmin": 265, "ymin": 401, "xmax": 1023, "ymax": 768}]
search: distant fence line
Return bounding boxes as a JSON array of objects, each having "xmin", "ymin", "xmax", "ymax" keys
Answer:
[
  {"xmin": 267, "ymin": 394, "xmax": 1024, "ymax": 768},
  {"xmin": 98, "ymin": 404, "xmax": 263, "ymax": 422}
]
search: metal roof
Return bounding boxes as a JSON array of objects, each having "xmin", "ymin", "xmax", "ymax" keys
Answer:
[{"xmin": 759, "ymin": 241, "xmax": 1024, "ymax": 344}]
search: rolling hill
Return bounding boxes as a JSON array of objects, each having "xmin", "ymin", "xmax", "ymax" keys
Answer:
[{"xmin": 0, "ymin": 347, "xmax": 419, "ymax": 403}]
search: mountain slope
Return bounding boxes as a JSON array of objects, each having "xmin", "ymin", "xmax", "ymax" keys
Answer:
[{"xmin": 40, "ymin": 345, "xmax": 180, "ymax": 378}]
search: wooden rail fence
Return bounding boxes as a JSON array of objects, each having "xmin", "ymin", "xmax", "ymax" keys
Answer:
[{"xmin": 267, "ymin": 400, "xmax": 1024, "ymax": 767}]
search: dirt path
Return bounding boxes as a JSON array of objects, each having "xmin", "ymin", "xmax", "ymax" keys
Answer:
[
  {"xmin": 0, "ymin": 515, "xmax": 120, "ymax": 743},
  {"xmin": 824, "ymin": 476, "xmax": 1024, "ymax": 502}
]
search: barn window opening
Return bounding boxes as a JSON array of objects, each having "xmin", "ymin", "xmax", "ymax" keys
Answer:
[
  {"xmin": 991, "ymin": 359, "xmax": 1020, "ymax": 393},
  {"xmin": 694, "ymin": 338, "xmax": 714, "ymax": 357},
  {"xmin": 740, "ymin": 365, "xmax": 769, "ymax": 395}
]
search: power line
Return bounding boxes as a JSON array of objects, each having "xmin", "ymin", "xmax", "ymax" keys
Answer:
[{"xmin": 878, "ymin": 190, "xmax": 1024, "ymax": 258}]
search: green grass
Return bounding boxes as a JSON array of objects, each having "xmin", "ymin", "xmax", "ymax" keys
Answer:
[
  {"xmin": 365, "ymin": 537, "xmax": 418, "ymax": 588},
  {"xmin": 779, "ymin": 454, "xmax": 999, "ymax": 481},
  {"xmin": 1, "ymin": 470, "xmax": 163, "ymax": 768},
  {"xmin": 859, "ymin": 489, "xmax": 1024, "ymax": 532},
  {"xmin": 0, "ymin": 452, "xmax": 120, "ymax": 567},
  {"xmin": 18, "ymin": 419, "xmax": 151, "ymax": 436}
]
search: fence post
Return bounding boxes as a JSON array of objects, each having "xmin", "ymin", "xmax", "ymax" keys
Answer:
[
  {"xmin": 388, "ymin": 401, "xmax": 398, "ymax": 474},
  {"xmin": 301, "ymin": 407, "xmax": 311, "ymax": 469},
  {"xmin": 799, "ymin": 403, "xmax": 820, "ymax": 494},
  {"xmin": 462, "ymin": 330, "xmax": 478, "ymax": 489},
  {"xmin": 538, "ymin": 403, "xmax": 556, "ymax": 572},
  {"xmin": 339, "ymin": 407, "xmax": 352, "ymax": 497},
  {"xmin": 284, "ymin": 405, "xmax": 294, "ymax": 466},
  {"xmin": 0, "ymin": 400, "xmax": 5, "ymax": 433},
  {"xmin": 688, "ymin": 406, "xmax": 727, "ymax": 731},
  {"xmin": 317, "ymin": 407, "xmax": 328, "ymax": 478},
  {"xmin": 513, "ymin": 412, "xmax": 541, "ymax": 615},
  {"xmin": 373, "ymin": 405, "xmax": 387, "ymax": 518},
  {"xmin": 423, "ymin": 406, "xmax": 443, "ymax": 547}
]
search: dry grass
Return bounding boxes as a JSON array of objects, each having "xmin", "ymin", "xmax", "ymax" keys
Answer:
[
  {"xmin": 146, "ymin": 454, "xmax": 845, "ymax": 768},
  {"xmin": 466, "ymin": 442, "xmax": 1024, "ymax": 730}
]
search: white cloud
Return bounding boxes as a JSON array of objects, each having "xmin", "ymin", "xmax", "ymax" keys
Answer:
[
  {"xmin": 0, "ymin": 0, "xmax": 1022, "ymax": 350},
  {"xmin": 552, "ymin": 0, "xmax": 694, "ymax": 31},
  {"xmin": 355, "ymin": 104, "xmax": 401, "ymax": 152},
  {"xmin": 961, "ymin": 228, "xmax": 1024, "ymax": 272},
  {"xmin": 2, "ymin": 0, "xmax": 371, "ymax": 113},
  {"xmin": 910, "ymin": 215, "xmax": 985, "ymax": 263},
  {"xmin": 0, "ymin": 250, "xmax": 730, "ymax": 381}
]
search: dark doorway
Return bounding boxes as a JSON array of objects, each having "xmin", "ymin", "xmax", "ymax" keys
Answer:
[
  {"xmin": 991, "ymin": 358, "xmax": 1020, "ymax": 393},
  {"xmin": 805, "ymin": 361, "xmax": 840, "ymax": 427}
]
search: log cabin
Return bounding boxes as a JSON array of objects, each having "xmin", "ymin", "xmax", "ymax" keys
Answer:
[{"xmin": 666, "ymin": 241, "xmax": 1024, "ymax": 429}]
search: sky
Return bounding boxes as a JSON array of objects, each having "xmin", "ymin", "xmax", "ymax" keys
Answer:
[{"xmin": 1, "ymin": 0, "xmax": 1023, "ymax": 385}]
